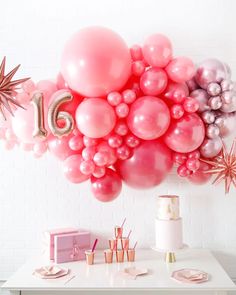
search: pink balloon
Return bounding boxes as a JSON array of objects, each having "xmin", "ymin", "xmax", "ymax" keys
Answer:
[
  {"xmin": 132, "ymin": 60, "xmax": 146, "ymax": 76},
  {"xmin": 115, "ymin": 121, "xmax": 129, "ymax": 136},
  {"xmin": 61, "ymin": 27, "xmax": 131, "ymax": 97},
  {"xmin": 63, "ymin": 154, "xmax": 90, "ymax": 183},
  {"xmin": 183, "ymin": 97, "xmax": 199, "ymax": 113},
  {"xmin": 91, "ymin": 168, "xmax": 122, "ymax": 202},
  {"xmin": 80, "ymin": 160, "xmax": 95, "ymax": 175},
  {"xmin": 93, "ymin": 152, "xmax": 108, "ymax": 167},
  {"xmin": 82, "ymin": 146, "xmax": 96, "ymax": 161},
  {"xmin": 170, "ymin": 104, "xmax": 184, "ymax": 119},
  {"xmin": 188, "ymin": 162, "xmax": 212, "ymax": 185},
  {"xmin": 166, "ymin": 57, "xmax": 195, "ymax": 83},
  {"xmin": 186, "ymin": 158, "xmax": 200, "ymax": 172},
  {"xmin": 83, "ymin": 136, "xmax": 99, "ymax": 147},
  {"xmin": 143, "ymin": 34, "xmax": 172, "ymax": 68},
  {"xmin": 173, "ymin": 152, "xmax": 188, "ymax": 165},
  {"xmin": 57, "ymin": 72, "xmax": 69, "ymax": 89},
  {"xmin": 130, "ymin": 44, "xmax": 143, "ymax": 61},
  {"xmin": 108, "ymin": 134, "xmax": 123, "ymax": 148},
  {"xmin": 115, "ymin": 103, "xmax": 129, "ymax": 118},
  {"xmin": 163, "ymin": 81, "xmax": 189, "ymax": 104},
  {"xmin": 122, "ymin": 89, "xmax": 136, "ymax": 104},
  {"xmin": 188, "ymin": 150, "xmax": 200, "ymax": 159},
  {"xmin": 76, "ymin": 98, "xmax": 116, "ymax": 138},
  {"xmin": 48, "ymin": 134, "xmax": 76, "ymax": 160},
  {"xmin": 36, "ymin": 80, "xmax": 58, "ymax": 104},
  {"xmin": 177, "ymin": 165, "xmax": 191, "ymax": 177},
  {"xmin": 69, "ymin": 135, "xmax": 84, "ymax": 151},
  {"xmin": 140, "ymin": 68, "xmax": 168, "ymax": 96},
  {"xmin": 92, "ymin": 166, "xmax": 106, "ymax": 178},
  {"xmin": 116, "ymin": 145, "xmax": 131, "ymax": 160},
  {"xmin": 22, "ymin": 79, "xmax": 36, "ymax": 94},
  {"xmin": 97, "ymin": 142, "xmax": 117, "ymax": 165},
  {"xmin": 164, "ymin": 113, "xmax": 205, "ymax": 153},
  {"xmin": 125, "ymin": 134, "xmax": 140, "ymax": 148},
  {"xmin": 33, "ymin": 141, "xmax": 48, "ymax": 156},
  {"xmin": 116, "ymin": 140, "xmax": 173, "ymax": 189},
  {"xmin": 107, "ymin": 92, "xmax": 122, "ymax": 106},
  {"xmin": 127, "ymin": 96, "xmax": 170, "ymax": 140}
]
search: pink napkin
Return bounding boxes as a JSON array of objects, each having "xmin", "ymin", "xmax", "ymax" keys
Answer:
[{"xmin": 33, "ymin": 265, "xmax": 69, "ymax": 279}]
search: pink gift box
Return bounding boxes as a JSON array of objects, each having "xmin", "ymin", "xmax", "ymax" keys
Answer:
[
  {"xmin": 54, "ymin": 231, "xmax": 90, "ymax": 263},
  {"xmin": 44, "ymin": 228, "xmax": 78, "ymax": 260}
]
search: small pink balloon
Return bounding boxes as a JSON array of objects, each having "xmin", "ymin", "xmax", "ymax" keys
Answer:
[
  {"xmin": 63, "ymin": 154, "xmax": 90, "ymax": 183},
  {"xmin": 61, "ymin": 26, "xmax": 131, "ymax": 97},
  {"xmin": 93, "ymin": 152, "xmax": 108, "ymax": 167},
  {"xmin": 188, "ymin": 162, "xmax": 212, "ymax": 184},
  {"xmin": 16, "ymin": 92, "xmax": 31, "ymax": 105},
  {"xmin": 82, "ymin": 146, "xmax": 96, "ymax": 161},
  {"xmin": 76, "ymin": 98, "xmax": 116, "ymax": 138},
  {"xmin": 33, "ymin": 141, "xmax": 48, "ymax": 155},
  {"xmin": 116, "ymin": 103, "xmax": 129, "ymax": 118},
  {"xmin": 97, "ymin": 142, "xmax": 117, "ymax": 165},
  {"xmin": 200, "ymin": 137, "xmax": 223, "ymax": 158},
  {"xmin": 186, "ymin": 158, "xmax": 200, "ymax": 172},
  {"xmin": 83, "ymin": 136, "xmax": 99, "ymax": 147},
  {"xmin": 164, "ymin": 113, "xmax": 205, "ymax": 153},
  {"xmin": 69, "ymin": 135, "xmax": 84, "ymax": 151},
  {"xmin": 91, "ymin": 168, "xmax": 122, "ymax": 202},
  {"xmin": 92, "ymin": 166, "xmax": 106, "ymax": 178},
  {"xmin": 170, "ymin": 104, "xmax": 185, "ymax": 119},
  {"xmin": 188, "ymin": 150, "xmax": 200, "ymax": 159},
  {"xmin": 125, "ymin": 134, "xmax": 140, "ymax": 148},
  {"xmin": 80, "ymin": 160, "xmax": 95, "ymax": 175},
  {"xmin": 177, "ymin": 165, "xmax": 191, "ymax": 177},
  {"xmin": 107, "ymin": 92, "xmax": 122, "ymax": 106},
  {"xmin": 116, "ymin": 145, "xmax": 131, "ymax": 160},
  {"xmin": 108, "ymin": 134, "xmax": 123, "ymax": 148},
  {"xmin": 130, "ymin": 44, "xmax": 143, "ymax": 61},
  {"xmin": 122, "ymin": 89, "xmax": 136, "ymax": 104},
  {"xmin": 143, "ymin": 34, "xmax": 172, "ymax": 68},
  {"xmin": 57, "ymin": 72, "xmax": 69, "ymax": 89},
  {"xmin": 22, "ymin": 80, "xmax": 36, "ymax": 94},
  {"xmin": 173, "ymin": 152, "xmax": 188, "ymax": 165},
  {"xmin": 183, "ymin": 97, "xmax": 199, "ymax": 113},
  {"xmin": 4, "ymin": 140, "xmax": 15, "ymax": 151},
  {"xmin": 163, "ymin": 81, "xmax": 189, "ymax": 104},
  {"xmin": 166, "ymin": 57, "xmax": 195, "ymax": 83},
  {"xmin": 132, "ymin": 61, "xmax": 146, "ymax": 76},
  {"xmin": 48, "ymin": 135, "xmax": 75, "ymax": 161},
  {"xmin": 127, "ymin": 96, "xmax": 170, "ymax": 140},
  {"xmin": 115, "ymin": 121, "xmax": 129, "ymax": 136},
  {"xmin": 140, "ymin": 68, "xmax": 168, "ymax": 96}
]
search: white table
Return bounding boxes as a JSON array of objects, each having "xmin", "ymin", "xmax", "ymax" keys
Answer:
[{"xmin": 2, "ymin": 249, "xmax": 235, "ymax": 295}]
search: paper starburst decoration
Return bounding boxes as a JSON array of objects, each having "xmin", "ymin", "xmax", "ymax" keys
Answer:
[
  {"xmin": 0, "ymin": 57, "xmax": 29, "ymax": 119},
  {"xmin": 201, "ymin": 139, "xmax": 236, "ymax": 194}
]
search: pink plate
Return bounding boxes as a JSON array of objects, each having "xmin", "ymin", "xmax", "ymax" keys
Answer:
[{"xmin": 171, "ymin": 269, "xmax": 209, "ymax": 284}]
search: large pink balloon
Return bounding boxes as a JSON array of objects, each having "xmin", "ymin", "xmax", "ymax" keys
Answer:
[
  {"xmin": 48, "ymin": 134, "xmax": 76, "ymax": 160},
  {"xmin": 116, "ymin": 140, "xmax": 173, "ymax": 189},
  {"xmin": 91, "ymin": 168, "xmax": 122, "ymax": 202},
  {"xmin": 63, "ymin": 154, "xmax": 90, "ymax": 183},
  {"xmin": 127, "ymin": 96, "xmax": 170, "ymax": 140},
  {"xmin": 76, "ymin": 98, "xmax": 116, "ymax": 138},
  {"xmin": 164, "ymin": 113, "xmax": 205, "ymax": 153},
  {"xmin": 61, "ymin": 27, "xmax": 131, "ymax": 97}
]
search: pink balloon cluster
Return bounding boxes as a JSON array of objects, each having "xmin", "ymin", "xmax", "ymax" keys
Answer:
[{"xmin": 1, "ymin": 27, "xmax": 236, "ymax": 202}]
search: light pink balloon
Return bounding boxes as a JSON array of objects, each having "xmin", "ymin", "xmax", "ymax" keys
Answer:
[
  {"xmin": 61, "ymin": 27, "xmax": 131, "ymax": 97},
  {"xmin": 36, "ymin": 80, "xmax": 58, "ymax": 104},
  {"xmin": 91, "ymin": 168, "xmax": 122, "ymax": 202},
  {"xmin": 164, "ymin": 113, "xmax": 205, "ymax": 153},
  {"xmin": 127, "ymin": 96, "xmax": 170, "ymax": 140},
  {"xmin": 82, "ymin": 146, "xmax": 96, "ymax": 161},
  {"xmin": 200, "ymin": 137, "xmax": 223, "ymax": 158},
  {"xmin": 93, "ymin": 152, "xmax": 108, "ymax": 167},
  {"xmin": 140, "ymin": 67, "xmax": 168, "ymax": 96},
  {"xmin": 108, "ymin": 134, "xmax": 123, "ymax": 148},
  {"xmin": 143, "ymin": 34, "xmax": 172, "ymax": 68},
  {"xmin": 76, "ymin": 98, "xmax": 116, "ymax": 138},
  {"xmin": 166, "ymin": 57, "xmax": 195, "ymax": 83},
  {"xmin": 107, "ymin": 92, "xmax": 122, "ymax": 106},
  {"xmin": 80, "ymin": 160, "xmax": 95, "ymax": 175},
  {"xmin": 122, "ymin": 89, "xmax": 136, "ymax": 104},
  {"xmin": 115, "ymin": 103, "xmax": 129, "ymax": 118},
  {"xmin": 48, "ymin": 134, "xmax": 76, "ymax": 160},
  {"xmin": 63, "ymin": 154, "xmax": 90, "ymax": 183},
  {"xmin": 69, "ymin": 135, "xmax": 84, "ymax": 151},
  {"xmin": 183, "ymin": 97, "xmax": 199, "ymax": 113},
  {"xmin": 116, "ymin": 140, "xmax": 173, "ymax": 189}
]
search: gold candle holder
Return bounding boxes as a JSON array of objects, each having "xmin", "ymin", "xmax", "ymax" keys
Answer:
[
  {"xmin": 116, "ymin": 249, "xmax": 124, "ymax": 263},
  {"xmin": 85, "ymin": 250, "xmax": 95, "ymax": 265},
  {"xmin": 127, "ymin": 249, "xmax": 135, "ymax": 262},
  {"xmin": 165, "ymin": 252, "xmax": 176, "ymax": 263},
  {"xmin": 104, "ymin": 249, "xmax": 113, "ymax": 264}
]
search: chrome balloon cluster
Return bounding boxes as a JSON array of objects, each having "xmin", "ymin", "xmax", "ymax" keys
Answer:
[{"xmin": 189, "ymin": 58, "xmax": 236, "ymax": 159}]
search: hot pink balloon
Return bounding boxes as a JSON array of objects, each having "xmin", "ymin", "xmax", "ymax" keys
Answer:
[
  {"xmin": 127, "ymin": 96, "xmax": 170, "ymax": 140},
  {"xmin": 61, "ymin": 27, "xmax": 131, "ymax": 97},
  {"xmin": 188, "ymin": 162, "xmax": 212, "ymax": 185},
  {"xmin": 91, "ymin": 168, "xmax": 122, "ymax": 202},
  {"xmin": 140, "ymin": 68, "xmax": 168, "ymax": 96},
  {"xmin": 116, "ymin": 140, "xmax": 173, "ymax": 189},
  {"xmin": 48, "ymin": 134, "xmax": 76, "ymax": 161},
  {"xmin": 76, "ymin": 98, "xmax": 116, "ymax": 138},
  {"xmin": 63, "ymin": 154, "xmax": 90, "ymax": 183},
  {"xmin": 166, "ymin": 57, "xmax": 195, "ymax": 83},
  {"xmin": 143, "ymin": 34, "xmax": 173, "ymax": 68},
  {"xmin": 164, "ymin": 113, "xmax": 205, "ymax": 153}
]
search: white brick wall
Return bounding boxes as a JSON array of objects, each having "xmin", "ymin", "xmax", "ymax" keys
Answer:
[{"xmin": 0, "ymin": 0, "xmax": 236, "ymax": 281}]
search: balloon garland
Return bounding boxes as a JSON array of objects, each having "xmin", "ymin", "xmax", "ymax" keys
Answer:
[{"xmin": 0, "ymin": 26, "xmax": 236, "ymax": 201}]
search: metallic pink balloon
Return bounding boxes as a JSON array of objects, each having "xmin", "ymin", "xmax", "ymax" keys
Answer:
[
  {"xmin": 140, "ymin": 67, "xmax": 168, "ymax": 96},
  {"xmin": 61, "ymin": 27, "xmax": 131, "ymax": 97},
  {"xmin": 143, "ymin": 34, "xmax": 173, "ymax": 68},
  {"xmin": 170, "ymin": 104, "xmax": 184, "ymax": 119},
  {"xmin": 195, "ymin": 59, "xmax": 227, "ymax": 89},
  {"xmin": 91, "ymin": 168, "xmax": 122, "ymax": 202},
  {"xmin": 200, "ymin": 137, "xmax": 223, "ymax": 158},
  {"xmin": 76, "ymin": 98, "xmax": 116, "ymax": 138},
  {"xmin": 220, "ymin": 91, "xmax": 236, "ymax": 112},
  {"xmin": 63, "ymin": 154, "xmax": 90, "ymax": 183},
  {"xmin": 127, "ymin": 96, "xmax": 170, "ymax": 140},
  {"xmin": 166, "ymin": 57, "xmax": 195, "ymax": 83},
  {"xmin": 215, "ymin": 112, "xmax": 236, "ymax": 137},
  {"xmin": 188, "ymin": 162, "xmax": 212, "ymax": 185},
  {"xmin": 190, "ymin": 89, "xmax": 210, "ymax": 112},
  {"xmin": 164, "ymin": 113, "xmax": 205, "ymax": 153},
  {"xmin": 116, "ymin": 140, "xmax": 173, "ymax": 189}
]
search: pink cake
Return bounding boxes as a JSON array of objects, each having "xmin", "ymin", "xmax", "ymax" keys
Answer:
[{"xmin": 155, "ymin": 195, "xmax": 183, "ymax": 251}]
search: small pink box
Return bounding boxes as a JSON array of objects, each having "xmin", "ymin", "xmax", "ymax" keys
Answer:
[
  {"xmin": 54, "ymin": 231, "xmax": 90, "ymax": 263},
  {"xmin": 44, "ymin": 228, "xmax": 78, "ymax": 260}
]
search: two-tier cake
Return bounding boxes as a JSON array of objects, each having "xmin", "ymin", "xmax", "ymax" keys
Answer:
[{"xmin": 155, "ymin": 195, "xmax": 183, "ymax": 251}]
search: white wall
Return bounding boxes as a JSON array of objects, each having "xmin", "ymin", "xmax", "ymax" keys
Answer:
[{"xmin": 0, "ymin": 0, "xmax": 236, "ymax": 281}]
